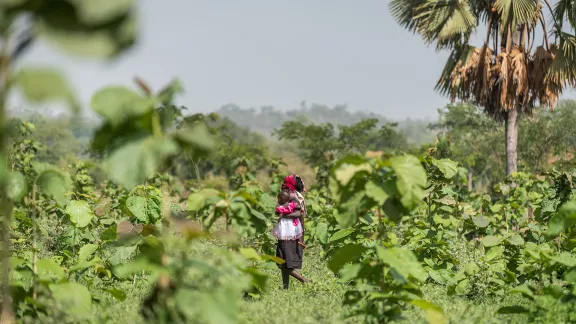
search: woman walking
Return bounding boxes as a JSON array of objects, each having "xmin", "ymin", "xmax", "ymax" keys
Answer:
[{"xmin": 273, "ymin": 174, "xmax": 311, "ymax": 289}]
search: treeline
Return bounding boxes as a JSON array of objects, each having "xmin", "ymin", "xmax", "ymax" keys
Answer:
[
  {"xmin": 216, "ymin": 102, "xmax": 436, "ymax": 145},
  {"xmin": 9, "ymin": 99, "xmax": 576, "ymax": 192}
]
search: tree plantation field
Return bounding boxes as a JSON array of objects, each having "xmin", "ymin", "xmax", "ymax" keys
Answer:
[{"xmin": 7, "ymin": 1, "xmax": 576, "ymax": 324}]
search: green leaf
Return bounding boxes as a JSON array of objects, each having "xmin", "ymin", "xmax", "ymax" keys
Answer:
[
  {"xmin": 36, "ymin": 259, "xmax": 65, "ymax": 279},
  {"xmin": 481, "ymin": 235, "xmax": 502, "ymax": 247},
  {"xmin": 6, "ymin": 171, "xmax": 27, "ymax": 202},
  {"xmin": 547, "ymin": 201, "xmax": 576, "ymax": 237},
  {"xmin": 389, "ymin": 155, "xmax": 427, "ymax": 210},
  {"xmin": 496, "ymin": 306, "xmax": 530, "ymax": 314},
  {"xmin": 485, "ymin": 246, "xmax": 504, "ymax": 262},
  {"xmin": 260, "ymin": 254, "xmax": 285, "ymax": 264},
  {"xmin": 315, "ymin": 222, "xmax": 329, "ymax": 244},
  {"xmin": 334, "ymin": 163, "xmax": 372, "ymax": 186},
  {"xmin": 12, "ymin": 67, "xmax": 78, "ymax": 112},
  {"xmin": 411, "ymin": 299, "xmax": 447, "ymax": 324},
  {"xmin": 78, "ymin": 244, "xmax": 98, "ymax": 261},
  {"xmin": 507, "ymin": 234, "xmax": 525, "ymax": 246},
  {"xmin": 173, "ymin": 123, "xmax": 215, "ymax": 156},
  {"xmin": 551, "ymin": 252, "xmax": 576, "ymax": 267},
  {"xmin": 471, "ymin": 216, "xmax": 490, "ymax": 228},
  {"xmin": 49, "ymin": 282, "xmax": 92, "ymax": 320},
  {"xmin": 509, "ymin": 285, "xmax": 534, "ymax": 299},
  {"xmin": 66, "ymin": 200, "xmax": 94, "ymax": 228},
  {"xmin": 126, "ymin": 196, "xmax": 149, "ymax": 223},
  {"xmin": 109, "ymin": 246, "xmax": 137, "ymax": 266},
  {"xmin": 103, "ymin": 136, "xmax": 180, "ymax": 189},
  {"xmin": 188, "ymin": 189, "xmax": 221, "ymax": 212},
  {"xmin": 91, "ymin": 86, "xmax": 155, "ymax": 127},
  {"xmin": 364, "ymin": 181, "xmax": 389, "ymax": 205},
  {"xmin": 431, "ymin": 158, "xmax": 458, "ymax": 179},
  {"xmin": 327, "ymin": 244, "xmax": 367, "ymax": 273},
  {"xmin": 35, "ymin": 163, "xmax": 72, "ymax": 207},
  {"xmin": 328, "ymin": 228, "xmax": 355, "ymax": 243},
  {"xmin": 239, "ymin": 248, "xmax": 261, "ymax": 261},
  {"xmin": 104, "ymin": 288, "xmax": 127, "ymax": 301},
  {"xmin": 37, "ymin": 3, "xmax": 137, "ymax": 58},
  {"xmin": 377, "ymin": 246, "xmax": 428, "ymax": 282},
  {"xmin": 72, "ymin": 0, "xmax": 135, "ymax": 25}
]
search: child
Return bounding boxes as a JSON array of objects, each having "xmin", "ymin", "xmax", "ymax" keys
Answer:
[{"xmin": 272, "ymin": 191, "xmax": 304, "ymax": 241}]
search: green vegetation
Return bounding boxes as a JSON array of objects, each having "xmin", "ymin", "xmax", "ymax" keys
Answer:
[{"xmin": 6, "ymin": 1, "xmax": 576, "ymax": 324}]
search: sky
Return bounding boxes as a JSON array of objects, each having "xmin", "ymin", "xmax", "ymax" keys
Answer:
[{"xmin": 12, "ymin": 0, "xmax": 576, "ymax": 120}]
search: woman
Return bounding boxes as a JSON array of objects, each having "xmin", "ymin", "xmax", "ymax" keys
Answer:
[{"xmin": 275, "ymin": 174, "xmax": 311, "ymax": 289}]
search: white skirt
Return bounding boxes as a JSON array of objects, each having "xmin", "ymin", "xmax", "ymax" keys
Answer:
[{"xmin": 273, "ymin": 218, "xmax": 303, "ymax": 240}]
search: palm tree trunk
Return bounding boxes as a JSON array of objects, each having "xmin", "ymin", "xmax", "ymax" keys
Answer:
[{"xmin": 505, "ymin": 107, "xmax": 519, "ymax": 175}]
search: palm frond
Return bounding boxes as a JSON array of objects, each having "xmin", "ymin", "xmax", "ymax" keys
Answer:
[
  {"xmin": 390, "ymin": 0, "xmax": 478, "ymax": 50},
  {"xmin": 494, "ymin": 0, "xmax": 539, "ymax": 31}
]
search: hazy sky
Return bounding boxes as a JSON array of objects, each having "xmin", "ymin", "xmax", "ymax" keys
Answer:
[{"xmin": 13, "ymin": 0, "xmax": 576, "ymax": 120}]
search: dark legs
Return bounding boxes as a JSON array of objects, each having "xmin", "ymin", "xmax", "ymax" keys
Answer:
[{"xmin": 281, "ymin": 268, "xmax": 311, "ymax": 289}]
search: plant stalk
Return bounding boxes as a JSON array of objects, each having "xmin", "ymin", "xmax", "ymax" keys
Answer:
[{"xmin": 32, "ymin": 184, "xmax": 37, "ymax": 300}]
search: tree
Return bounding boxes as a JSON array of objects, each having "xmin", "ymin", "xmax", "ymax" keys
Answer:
[
  {"xmin": 430, "ymin": 103, "xmax": 504, "ymax": 190},
  {"xmin": 390, "ymin": 0, "xmax": 576, "ymax": 175}
]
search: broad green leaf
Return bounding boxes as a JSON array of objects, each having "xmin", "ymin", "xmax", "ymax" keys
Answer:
[
  {"xmin": 66, "ymin": 200, "xmax": 94, "ymax": 228},
  {"xmin": 315, "ymin": 222, "xmax": 329, "ymax": 244},
  {"xmin": 471, "ymin": 216, "xmax": 490, "ymax": 228},
  {"xmin": 328, "ymin": 244, "xmax": 367, "ymax": 273},
  {"xmin": 377, "ymin": 246, "xmax": 428, "ymax": 282},
  {"xmin": 481, "ymin": 235, "xmax": 502, "ymax": 247},
  {"xmin": 431, "ymin": 158, "xmax": 458, "ymax": 179},
  {"xmin": 173, "ymin": 123, "xmax": 215, "ymax": 156},
  {"xmin": 91, "ymin": 86, "xmax": 155, "ymax": 127},
  {"xmin": 389, "ymin": 155, "xmax": 427, "ymax": 210},
  {"xmin": 455, "ymin": 279, "xmax": 469, "ymax": 295},
  {"xmin": 334, "ymin": 163, "xmax": 371, "ymax": 186},
  {"xmin": 485, "ymin": 246, "xmax": 504, "ymax": 262},
  {"xmin": 547, "ymin": 201, "xmax": 576, "ymax": 237},
  {"xmin": 364, "ymin": 180, "xmax": 388, "ymax": 205},
  {"xmin": 411, "ymin": 299, "xmax": 447, "ymax": 324},
  {"xmin": 6, "ymin": 171, "xmax": 27, "ymax": 202},
  {"xmin": 109, "ymin": 246, "xmax": 137, "ymax": 266},
  {"xmin": 490, "ymin": 204, "xmax": 503, "ymax": 213},
  {"xmin": 509, "ymin": 285, "xmax": 534, "ymax": 299},
  {"xmin": 104, "ymin": 288, "xmax": 127, "ymax": 301},
  {"xmin": 49, "ymin": 282, "xmax": 92, "ymax": 320},
  {"xmin": 507, "ymin": 234, "xmax": 525, "ymax": 246},
  {"xmin": 239, "ymin": 248, "xmax": 261, "ymax": 261},
  {"xmin": 35, "ymin": 164, "xmax": 72, "ymax": 207},
  {"xmin": 188, "ymin": 192, "xmax": 206, "ymax": 212},
  {"xmin": 126, "ymin": 196, "xmax": 149, "ymax": 223},
  {"xmin": 12, "ymin": 67, "xmax": 78, "ymax": 112},
  {"xmin": 72, "ymin": 0, "xmax": 135, "ymax": 25},
  {"xmin": 496, "ymin": 306, "xmax": 530, "ymax": 314},
  {"xmin": 36, "ymin": 259, "xmax": 65, "ymax": 279},
  {"xmin": 551, "ymin": 252, "xmax": 576, "ymax": 267},
  {"xmin": 37, "ymin": 5, "xmax": 137, "ymax": 58},
  {"xmin": 260, "ymin": 254, "xmax": 285, "ymax": 264},
  {"xmin": 328, "ymin": 228, "xmax": 355, "ymax": 243},
  {"xmin": 103, "ymin": 136, "xmax": 180, "ymax": 189},
  {"xmin": 78, "ymin": 244, "xmax": 98, "ymax": 261}
]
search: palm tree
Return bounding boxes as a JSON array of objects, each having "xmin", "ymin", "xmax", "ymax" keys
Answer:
[{"xmin": 390, "ymin": 0, "xmax": 576, "ymax": 175}]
